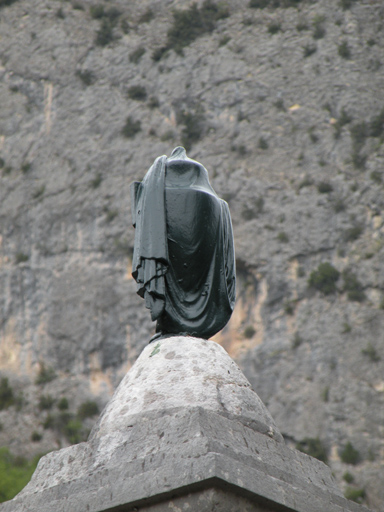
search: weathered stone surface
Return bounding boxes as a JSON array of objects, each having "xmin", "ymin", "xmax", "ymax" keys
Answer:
[
  {"xmin": 1, "ymin": 337, "xmax": 371, "ymax": 512},
  {"xmin": 90, "ymin": 336, "xmax": 283, "ymax": 443}
]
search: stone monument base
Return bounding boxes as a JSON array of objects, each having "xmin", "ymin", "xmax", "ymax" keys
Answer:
[{"xmin": 0, "ymin": 337, "xmax": 371, "ymax": 512}]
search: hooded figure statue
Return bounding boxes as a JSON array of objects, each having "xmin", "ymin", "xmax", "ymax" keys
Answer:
[{"xmin": 131, "ymin": 146, "xmax": 236, "ymax": 341}]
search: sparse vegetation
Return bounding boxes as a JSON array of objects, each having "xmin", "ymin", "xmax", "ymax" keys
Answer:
[
  {"xmin": 312, "ymin": 14, "xmax": 326, "ymax": 40},
  {"xmin": 178, "ymin": 108, "xmax": 205, "ymax": 151},
  {"xmin": 58, "ymin": 397, "xmax": 69, "ymax": 411},
  {"xmin": 303, "ymin": 44, "xmax": 316, "ymax": 58},
  {"xmin": 342, "ymin": 270, "xmax": 365, "ymax": 302},
  {"xmin": 292, "ymin": 332, "xmax": 303, "ymax": 348},
  {"xmin": 31, "ymin": 431, "xmax": 42, "ymax": 442},
  {"xmin": 249, "ymin": 0, "xmax": 304, "ymax": 7},
  {"xmin": 90, "ymin": 173, "xmax": 102, "ymax": 189},
  {"xmin": 148, "ymin": 96, "xmax": 159, "ymax": 109},
  {"xmin": 76, "ymin": 70, "xmax": 96, "ymax": 86},
  {"xmin": 340, "ymin": 441, "xmax": 360, "ymax": 465},
  {"xmin": 333, "ymin": 107, "xmax": 352, "ymax": 139},
  {"xmin": 321, "ymin": 387, "xmax": 329, "ymax": 402},
  {"xmin": 308, "ymin": 262, "xmax": 340, "ymax": 295},
  {"xmin": 0, "ymin": 0, "xmax": 20, "ymax": 8},
  {"xmin": 122, "ymin": 117, "xmax": 141, "ymax": 138},
  {"xmin": 127, "ymin": 85, "xmax": 147, "ymax": 101},
  {"xmin": 138, "ymin": 8, "xmax": 154, "ymax": 24},
  {"xmin": 35, "ymin": 363, "xmax": 56, "ymax": 385},
  {"xmin": 277, "ymin": 231, "xmax": 289, "ymax": 243},
  {"xmin": 361, "ymin": 343, "xmax": 380, "ymax": 362},
  {"xmin": 344, "ymin": 487, "xmax": 365, "ymax": 504},
  {"xmin": 15, "ymin": 252, "xmax": 29, "ymax": 264},
  {"xmin": 77, "ymin": 400, "xmax": 99, "ymax": 420},
  {"xmin": 338, "ymin": 40, "xmax": 351, "ymax": 59},
  {"xmin": 343, "ymin": 224, "xmax": 363, "ymax": 242},
  {"xmin": 153, "ymin": 1, "xmax": 229, "ymax": 59},
  {"xmin": 296, "ymin": 437, "xmax": 328, "ymax": 463},
  {"xmin": 268, "ymin": 22, "xmax": 281, "ymax": 34},
  {"xmin": 38, "ymin": 394, "xmax": 55, "ymax": 411},
  {"xmin": 243, "ymin": 325, "xmax": 256, "ymax": 339},
  {"xmin": 0, "ymin": 378, "xmax": 14, "ymax": 410},
  {"xmin": 129, "ymin": 47, "xmax": 146, "ymax": 64},
  {"xmin": 317, "ymin": 181, "xmax": 333, "ymax": 193},
  {"xmin": 0, "ymin": 448, "xmax": 40, "ymax": 503},
  {"xmin": 258, "ymin": 136, "xmax": 269, "ymax": 149},
  {"xmin": 343, "ymin": 471, "xmax": 354, "ymax": 483}
]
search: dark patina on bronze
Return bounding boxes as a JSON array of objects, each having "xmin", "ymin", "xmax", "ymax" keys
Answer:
[{"xmin": 131, "ymin": 147, "xmax": 235, "ymax": 340}]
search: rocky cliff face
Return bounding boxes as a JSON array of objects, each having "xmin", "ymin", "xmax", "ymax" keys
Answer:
[{"xmin": 0, "ymin": 0, "xmax": 383, "ymax": 509}]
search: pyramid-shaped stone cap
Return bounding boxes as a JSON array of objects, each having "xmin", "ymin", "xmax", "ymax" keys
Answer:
[
  {"xmin": 89, "ymin": 336, "xmax": 283, "ymax": 443},
  {"xmin": 1, "ymin": 336, "xmax": 372, "ymax": 512}
]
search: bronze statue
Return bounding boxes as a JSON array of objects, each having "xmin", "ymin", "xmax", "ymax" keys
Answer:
[{"xmin": 131, "ymin": 147, "xmax": 235, "ymax": 340}]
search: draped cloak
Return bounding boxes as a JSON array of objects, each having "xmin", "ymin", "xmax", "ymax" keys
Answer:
[{"xmin": 131, "ymin": 148, "xmax": 236, "ymax": 340}]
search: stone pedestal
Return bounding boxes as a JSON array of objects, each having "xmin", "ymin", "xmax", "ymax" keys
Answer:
[{"xmin": 1, "ymin": 337, "xmax": 371, "ymax": 512}]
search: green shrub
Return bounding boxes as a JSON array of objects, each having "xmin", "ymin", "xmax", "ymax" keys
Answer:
[
  {"xmin": 243, "ymin": 325, "xmax": 256, "ymax": 339},
  {"xmin": 338, "ymin": 40, "xmax": 351, "ymax": 59},
  {"xmin": 249, "ymin": 0, "xmax": 303, "ymax": 7},
  {"xmin": 0, "ymin": 448, "xmax": 40, "ymax": 503},
  {"xmin": 321, "ymin": 387, "xmax": 329, "ymax": 402},
  {"xmin": 0, "ymin": 378, "xmax": 14, "ymax": 410},
  {"xmin": 312, "ymin": 15, "xmax": 326, "ymax": 40},
  {"xmin": 277, "ymin": 231, "xmax": 289, "ymax": 243},
  {"xmin": 138, "ymin": 8, "xmax": 154, "ymax": 23},
  {"xmin": 343, "ymin": 471, "xmax": 354, "ymax": 483},
  {"xmin": 21, "ymin": 162, "xmax": 31, "ymax": 173},
  {"xmin": 148, "ymin": 96, "xmax": 159, "ymax": 109},
  {"xmin": 58, "ymin": 397, "xmax": 69, "ymax": 411},
  {"xmin": 76, "ymin": 70, "xmax": 95, "ymax": 86},
  {"xmin": 317, "ymin": 181, "xmax": 333, "ymax": 193},
  {"xmin": 308, "ymin": 262, "xmax": 340, "ymax": 295},
  {"xmin": 155, "ymin": 1, "xmax": 229, "ymax": 58},
  {"xmin": 370, "ymin": 107, "xmax": 384, "ymax": 137},
  {"xmin": 268, "ymin": 22, "xmax": 281, "ymax": 34},
  {"xmin": 127, "ymin": 85, "xmax": 147, "ymax": 101},
  {"xmin": 333, "ymin": 107, "xmax": 352, "ymax": 138},
  {"xmin": 361, "ymin": 343, "xmax": 380, "ymax": 362},
  {"xmin": 340, "ymin": 441, "xmax": 360, "ymax": 465},
  {"xmin": 0, "ymin": 0, "xmax": 19, "ymax": 8},
  {"xmin": 344, "ymin": 487, "xmax": 365, "ymax": 503},
  {"xmin": 129, "ymin": 47, "xmax": 146, "ymax": 64},
  {"xmin": 342, "ymin": 270, "xmax": 365, "ymax": 302},
  {"xmin": 38, "ymin": 395, "xmax": 55, "ymax": 411},
  {"xmin": 351, "ymin": 151, "xmax": 366, "ymax": 170},
  {"xmin": 31, "ymin": 431, "xmax": 42, "ymax": 442},
  {"xmin": 303, "ymin": 44, "xmax": 316, "ymax": 57},
  {"xmin": 370, "ymin": 171, "xmax": 382, "ymax": 183},
  {"xmin": 35, "ymin": 363, "xmax": 56, "ymax": 385},
  {"xmin": 178, "ymin": 109, "xmax": 205, "ymax": 151},
  {"xmin": 296, "ymin": 437, "xmax": 328, "ymax": 463},
  {"xmin": 340, "ymin": 0, "xmax": 357, "ymax": 9},
  {"xmin": 122, "ymin": 117, "xmax": 141, "ymax": 138},
  {"xmin": 90, "ymin": 173, "xmax": 102, "ymax": 189},
  {"xmin": 64, "ymin": 419, "xmax": 86, "ymax": 444},
  {"xmin": 95, "ymin": 18, "xmax": 114, "ymax": 46},
  {"xmin": 259, "ymin": 136, "xmax": 269, "ymax": 149},
  {"xmin": 77, "ymin": 400, "xmax": 99, "ymax": 420},
  {"xmin": 90, "ymin": 4, "xmax": 104, "ymax": 19},
  {"xmin": 343, "ymin": 224, "xmax": 362, "ymax": 242},
  {"xmin": 292, "ymin": 332, "xmax": 303, "ymax": 348},
  {"xmin": 15, "ymin": 252, "xmax": 29, "ymax": 264}
]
